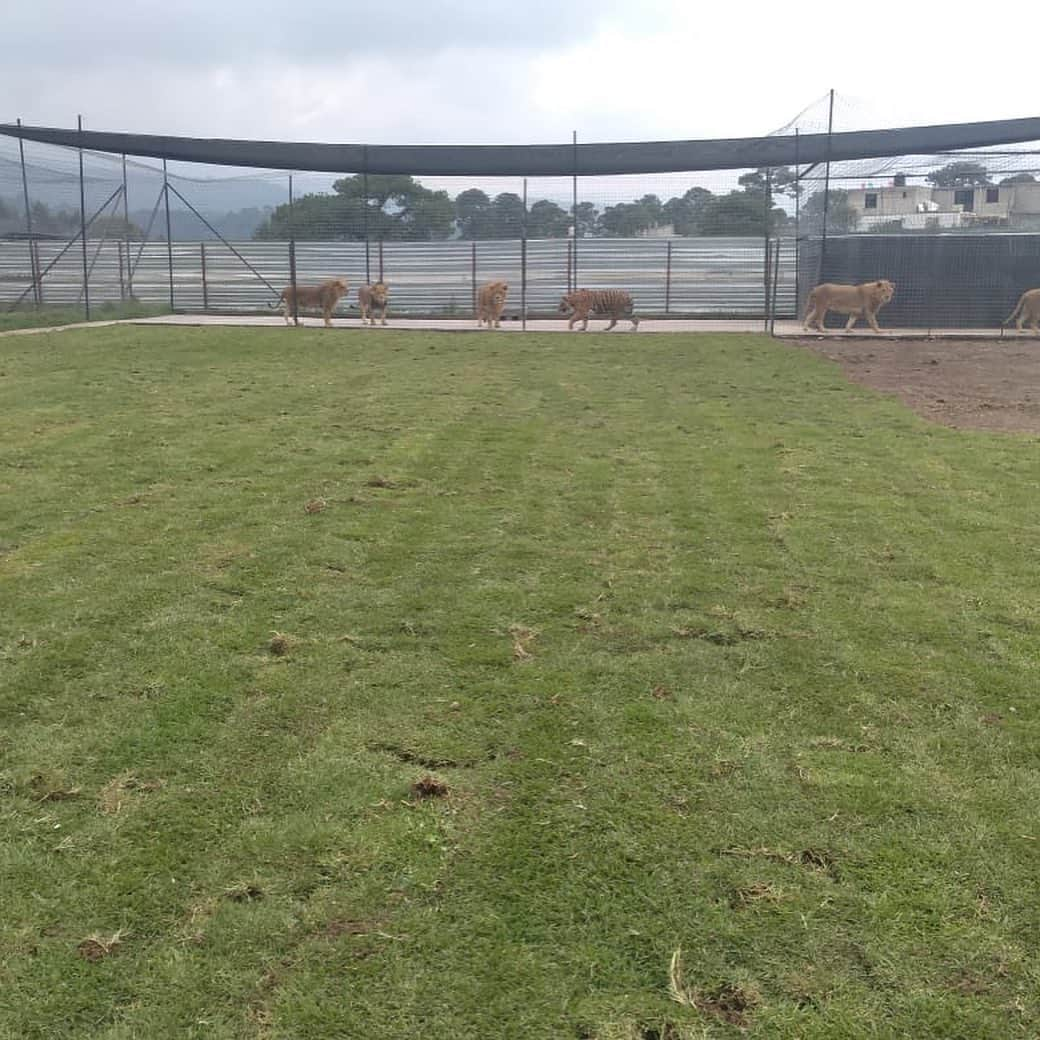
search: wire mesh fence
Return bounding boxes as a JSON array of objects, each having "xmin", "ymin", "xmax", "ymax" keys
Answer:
[{"xmin": 2, "ymin": 105, "xmax": 1039, "ymax": 332}]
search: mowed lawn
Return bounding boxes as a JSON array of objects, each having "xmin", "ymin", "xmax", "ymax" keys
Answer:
[{"xmin": 1, "ymin": 326, "xmax": 1038, "ymax": 1039}]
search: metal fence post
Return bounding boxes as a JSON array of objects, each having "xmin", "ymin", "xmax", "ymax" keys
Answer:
[
  {"xmin": 363, "ymin": 148, "xmax": 371, "ymax": 285},
  {"xmin": 16, "ymin": 119, "xmax": 40, "ymax": 307},
  {"xmin": 33, "ymin": 239, "xmax": 44, "ymax": 305},
  {"xmin": 288, "ymin": 173, "xmax": 299, "ymax": 326},
  {"xmin": 122, "ymin": 153, "xmax": 132, "ymax": 300},
  {"xmin": 763, "ymin": 167, "xmax": 772, "ymax": 331},
  {"xmin": 163, "ymin": 158, "xmax": 174, "ymax": 311},
  {"xmin": 769, "ymin": 238, "xmax": 781, "ymax": 335},
  {"xmin": 820, "ymin": 89, "xmax": 835, "ymax": 282},
  {"xmin": 117, "ymin": 238, "xmax": 126, "ymax": 300},
  {"xmin": 522, "ymin": 177, "xmax": 528, "ymax": 331},
  {"xmin": 665, "ymin": 240, "xmax": 672, "ymax": 315},
  {"xmin": 378, "ymin": 239, "xmax": 384, "ymax": 283},
  {"xmin": 471, "ymin": 241, "xmax": 477, "ymax": 316},
  {"xmin": 572, "ymin": 130, "xmax": 579, "ymax": 292},
  {"xmin": 77, "ymin": 115, "xmax": 91, "ymax": 320},
  {"xmin": 566, "ymin": 238, "xmax": 573, "ymax": 293},
  {"xmin": 200, "ymin": 242, "xmax": 209, "ymax": 311}
]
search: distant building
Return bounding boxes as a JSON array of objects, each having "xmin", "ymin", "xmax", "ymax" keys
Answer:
[{"xmin": 846, "ymin": 178, "xmax": 1040, "ymax": 230}]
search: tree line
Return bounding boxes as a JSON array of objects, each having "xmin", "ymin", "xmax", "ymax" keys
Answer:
[{"xmin": 3, "ymin": 164, "xmax": 1032, "ymax": 243}]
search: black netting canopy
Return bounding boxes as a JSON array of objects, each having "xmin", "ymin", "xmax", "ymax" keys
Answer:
[{"xmin": 3, "ymin": 117, "xmax": 1040, "ymax": 175}]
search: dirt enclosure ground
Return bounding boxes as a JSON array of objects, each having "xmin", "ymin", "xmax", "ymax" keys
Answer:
[{"xmin": 795, "ymin": 336, "xmax": 1040, "ymax": 434}]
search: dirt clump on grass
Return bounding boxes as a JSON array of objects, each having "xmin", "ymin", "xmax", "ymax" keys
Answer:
[
  {"xmin": 76, "ymin": 930, "xmax": 126, "ymax": 962},
  {"xmin": 411, "ymin": 775, "xmax": 450, "ymax": 799},
  {"xmin": 224, "ymin": 883, "xmax": 264, "ymax": 903},
  {"xmin": 795, "ymin": 337, "xmax": 1040, "ymax": 433},
  {"xmin": 268, "ymin": 632, "xmax": 293, "ymax": 656}
]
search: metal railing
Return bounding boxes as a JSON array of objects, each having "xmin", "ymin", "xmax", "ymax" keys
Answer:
[{"xmin": 0, "ymin": 236, "xmax": 798, "ymax": 318}]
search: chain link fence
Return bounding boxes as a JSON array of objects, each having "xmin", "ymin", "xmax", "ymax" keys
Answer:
[{"xmin": 2, "ymin": 106, "xmax": 1039, "ymax": 331}]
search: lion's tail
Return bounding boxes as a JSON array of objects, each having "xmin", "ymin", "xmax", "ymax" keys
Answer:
[
  {"xmin": 1003, "ymin": 293, "xmax": 1025, "ymax": 326},
  {"xmin": 268, "ymin": 289, "xmax": 288, "ymax": 310}
]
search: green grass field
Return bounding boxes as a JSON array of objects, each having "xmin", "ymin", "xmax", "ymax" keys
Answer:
[
  {"xmin": 0, "ymin": 300, "xmax": 167, "ymax": 333},
  {"xmin": 1, "ymin": 326, "xmax": 1038, "ymax": 1039}
]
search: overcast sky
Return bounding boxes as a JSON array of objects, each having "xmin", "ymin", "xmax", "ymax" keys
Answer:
[{"xmin": 3, "ymin": 0, "xmax": 1037, "ymax": 146}]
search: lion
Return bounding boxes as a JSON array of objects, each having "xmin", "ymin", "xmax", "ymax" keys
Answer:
[
  {"xmin": 273, "ymin": 278, "xmax": 349, "ymax": 328},
  {"xmin": 476, "ymin": 281, "xmax": 509, "ymax": 329},
  {"xmin": 803, "ymin": 279, "xmax": 895, "ymax": 333},
  {"xmin": 1003, "ymin": 287, "xmax": 1040, "ymax": 334},
  {"xmin": 357, "ymin": 282, "xmax": 390, "ymax": 326}
]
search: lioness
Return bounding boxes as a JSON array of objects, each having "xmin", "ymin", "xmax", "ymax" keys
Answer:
[
  {"xmin": 804, "ymin": 279, "xmax": 895, "ymax": 333},
  {"xmin": 357, "ymin": 282, "xmax": 390, "ymax": 326},
  {"xmin": 476, "ymin": 281, "xmax": 509, "ymax": 329},
  {"xmin": 1003, "ymin": 287, "xmax": 1040, "ymax": 334},
  {"xmin": 274, "ymin": 278, "xmax": 349, "ymax": 327}
]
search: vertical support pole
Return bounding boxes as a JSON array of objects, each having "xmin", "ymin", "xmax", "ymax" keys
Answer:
[
  {"xmin": 117, "ymin": 237, "xmax": 126, "ymax": 300},
  {"xmin": 200, "ymin": 242, "xmax": 209, "ymax": 311},
  {"xmin": 16, "ymin": 119, "xmax": 40, "ymax": 307},
  {"xmin": 763, "ymin": 167, "xmax": 773, "ymax": 332},
  {"xmin": 571, "ymin": 130, "xmax": 579, "ymax": 293},
  {"xmin": 566, "ymin": 239, "xmax": 573, "ymax": 293},
  {"xmin": 794, "ymin": 128, "xmax": 800, "ymax": 316},
  {"xmin": 471, "ymin": 241, "xmax": 477, "ymax": 316},
  {"xmin": 820, "ymin": 88, "xmax": 835, "ymax": 282},
  {"xmin": 363, "ymin": 149, "xmax": 371, "ymax": 286},
  {"xmin": 522, "ymin": 177, "xmax": 528, "ymax": 332},
  {"xmin": 769, "ymin": 238, "xmax": 781, "ymax": 335},
  {"xmin": 288, "ymin": 173, "xmax": 299, "ymax": 326},
  {"xmin": 162, "ymin": 157, "xmax": 174, "ymax": 312},
  {"xmin": 33, "ymin": 239, "xmax": 44, "ymax": 305},
  {"xmin": 665, "ymin": 240, "xmax": 672, "ymax": 316},
  {"xmin": 121, "ymin": 152, "xmax": 132, "ymax": 300},
  {"xmin": 378, "ymin": 239, "xmax": 384, "ymax": 283},
  {"xmin": 78, "ymin": 115, "xmax": 91, "ymax": 321}
]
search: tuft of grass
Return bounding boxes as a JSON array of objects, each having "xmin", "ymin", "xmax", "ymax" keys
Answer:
[{"xmin": 1, "ymin": 326, "xmax": 1039, "ymax": 1038}]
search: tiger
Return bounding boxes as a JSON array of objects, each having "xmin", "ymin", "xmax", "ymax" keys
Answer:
[
  {"xmin": 1003, "ymin": 287, "xmax": 1040, "ymax": 334},
  {"xmin": 357, "ymin": 282, "xmax": 390, "ymax": 326},
  {"xmin": 803, "ymin": 280, "xmax": 895, "ymax": 333},
  {"xmin": 273, "ymin": 278, "xmax": 349, "ymax": 327},
  {"xmin": 476, "ymin": 281, "xmax": 509, "ymax": 329},
  {"xmin": 558, "ymin": 289, "xmax": 639, "ymax": 332}
]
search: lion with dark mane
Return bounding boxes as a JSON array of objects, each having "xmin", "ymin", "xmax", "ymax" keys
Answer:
[
  {"xmin": 804, "ymin": 280, "xmax": 895, "ymax": 333},
  {"xmin": 275, "ymin": 278, "xmax": 349, "ymax": 327}
]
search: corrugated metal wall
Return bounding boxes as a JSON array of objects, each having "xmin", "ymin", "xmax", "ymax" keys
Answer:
[{"xmin": 0, "ymin": 237, "xmax": 797, "ymax": 317}]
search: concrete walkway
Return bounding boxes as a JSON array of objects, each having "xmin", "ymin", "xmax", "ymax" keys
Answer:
[{"xmin": 1, "ymin": 313, "xmax": 1025, "ymax": 339}]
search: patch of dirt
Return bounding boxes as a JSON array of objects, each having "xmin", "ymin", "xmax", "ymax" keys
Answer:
[
  {"xmin": 224, "ymin": 883, "xmax": 264, "ymax": 902},
  {"xmin": 410, "ymin": 774, "xmax": 450, "ymax": 799},
  {"xmin": 76, "ymin": 930, "xmax": 125, "ymax": 961},
  {"xmin": 794, "ymin": 337, "xmax": 1040, "ymax": 433},
  {"xmin": 694, "ymin": 983, "xmax": 757, "ymax": 1027},
  {"xmin": 304, "ymin": 497, "xmax": 327, "ymax": 514},
  {"xmin": 268, "ymin": 632, "xmax": 293, "ymax": 656}
]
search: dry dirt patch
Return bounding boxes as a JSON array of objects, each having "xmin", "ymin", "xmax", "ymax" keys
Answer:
[{"xmin": 794, "ymin": 337, "xmax": 1040, "ymax": 433}]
